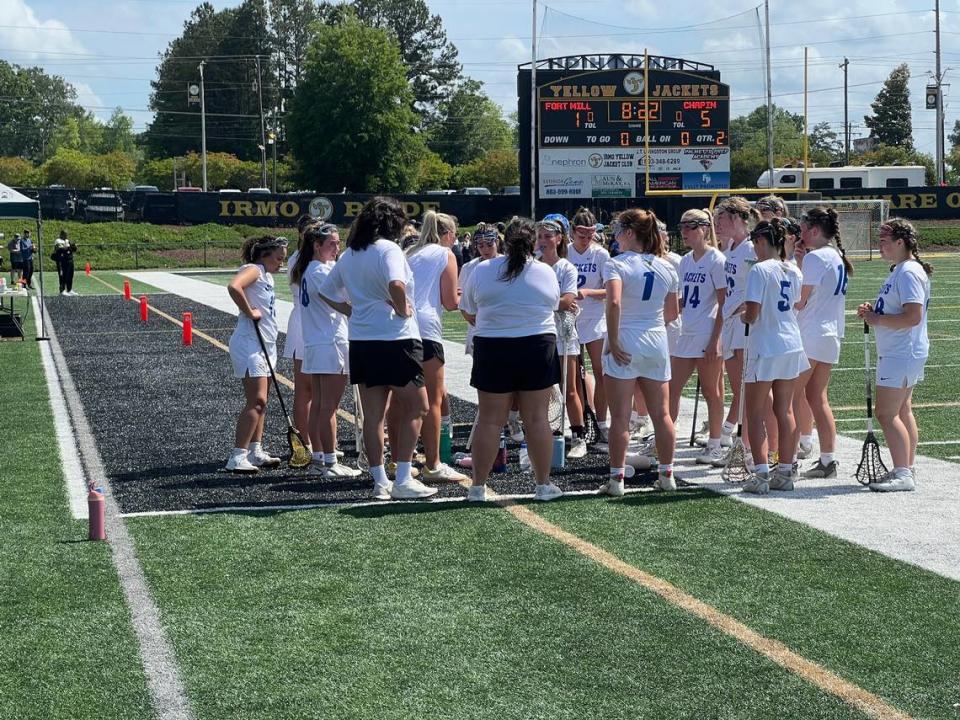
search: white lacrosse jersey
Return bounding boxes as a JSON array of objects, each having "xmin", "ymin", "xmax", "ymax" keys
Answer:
[
  {"xmin": 744, "ymin": 259, "xmax": 803, "ymax": 357},
  {"xmin": 798, "ymin": 246, "xmax": 848, "ymax": 340},
  {"xmin": 873, "ymin": 260, "xmax": 930, "ymax": 360},
  {"xmin": 408, "ymin": 243, "xmax": 452, "ymax": 343},
  {"xmin": 233, "ymin": 263, "xmax": 278, "ymax": 344},
  {"xmin": 602, "ymin": 251, "xmax": 679, "ymax": 332},
  {"xmin": 568, "ymin": 241, "xmax": 611, "ymax": 328},
  {"xmin": 301, "ymin": 260, "xmax": 348, "ymax": 345},
  {"xmin": 722, "ymin": 236, "xmax": 756, "ymax": 319},
  {"xmin": 459, "ymin": 257, "xmax": 559, "ymax": 338},
  {"xmin": 678, "ymin": 247, "xmax": 727, "ymax": 338},
  {"xmin": 552, "ymin": 257, "xmax": 578, "ymax": 298}
]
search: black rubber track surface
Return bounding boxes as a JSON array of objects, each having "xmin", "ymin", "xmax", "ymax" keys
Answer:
[{"xmin": 46, "ymin": 294, "xmax": 662, "ymax": 513}]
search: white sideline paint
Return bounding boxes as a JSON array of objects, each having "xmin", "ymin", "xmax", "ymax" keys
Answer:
[
  {"xmin": 43, "ymin": 303, "xmax": 195, "ymax": 720},
  {"xmin": 32, "ymin": 298, "xmax": 88, "ymax": 519},
  {"xmin": 132, "ymin": 271, "xmax": 960, "ymax": 583}
]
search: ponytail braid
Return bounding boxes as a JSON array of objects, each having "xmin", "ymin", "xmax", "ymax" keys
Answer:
[{"xmin": 882, "ymin": 217, "xmax": 933, "ymax": 276}]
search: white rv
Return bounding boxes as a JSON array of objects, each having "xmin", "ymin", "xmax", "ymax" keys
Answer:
[{"xmin": 757, "ymin": 165, "xmax": 925, "ymax": 190}]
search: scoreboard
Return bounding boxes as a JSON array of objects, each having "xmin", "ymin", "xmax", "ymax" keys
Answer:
[{"xmin": 518, "ymin": 62, "xmax": 731, "ymax": 201}]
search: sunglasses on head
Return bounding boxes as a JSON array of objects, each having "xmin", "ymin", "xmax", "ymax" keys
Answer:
[{"xmin": 317, "ymin": 223, "xmax": 338, "ymax": 236}]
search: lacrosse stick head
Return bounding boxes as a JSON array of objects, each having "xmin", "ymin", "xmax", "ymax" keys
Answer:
[
  {"xmin": 855, "ymin": 432, "xmax": 888, "ymax": 486},
  {"xmin": 721, "ymin": 438, "xmax": 750, "ymax": 483},
  {"xmin": 548, "ymin": 383, "xmax": 564, "ymax": 434},
  {"xmin": 287, "ymin": 427, "xmax": 312, "ymax": 469}
]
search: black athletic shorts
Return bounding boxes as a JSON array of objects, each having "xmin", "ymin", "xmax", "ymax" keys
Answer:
[
  {"xmin": 471, "ymin": 334, "xmax": 560, "ymax": 394},
  {"xmin": 422, "ymin": 339, "xmax": 445, "ymax": 365},
  {"xmin": 349, "ymin": 339, "xmax": 425, "ymax": 388}
]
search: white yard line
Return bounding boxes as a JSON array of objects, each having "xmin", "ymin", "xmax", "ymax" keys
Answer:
[
  {"xmin": 134, "ymin": 271, "xmax": 960, "ymax": 583},
  {"xmin": 833, "ymin": 363, "xmax": 960, "ymax": 373},
  {"xmin": 32, "ymin": 297, "xmax": 88, "ymax": 519}
]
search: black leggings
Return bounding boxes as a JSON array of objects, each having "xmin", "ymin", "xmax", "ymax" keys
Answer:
[
  {"xmin": 21, "ymin": 259, "xmax": 34, "ymax": 288},
  {"xmin": 59, "ymin": 261, "xmax": 75, "ymax": 292}
]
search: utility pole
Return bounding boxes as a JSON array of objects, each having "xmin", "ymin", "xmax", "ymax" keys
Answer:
[
  {"xmin": 255, "ymin": 55, "xmax": 268, "ymax": 188},
  {"xmin": 935, "ymin": 0, "xmax": 944, "ymax": 184},
  {"xmin": 270, "ymin": 106, "xmax": 277, "ymax": 193},
  {"xmin": 199, "ymin": 61, "xmax": 207, "ymax": 192},
  {"xmin": 839, "ymin": 57, "xmax": 850, "ymax": 164},
  {"xmin": 764, "ymin": 0, "xmax": 774, "ymax": 184},
  {"xmin": 530, "ymin": 0, "xmax": 537, "ymax": 218}
]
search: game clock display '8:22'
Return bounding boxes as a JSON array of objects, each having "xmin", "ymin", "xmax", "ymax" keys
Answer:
[{"xmin": 538, "ymin": 98, "xmax": 729, "ymax": 148}]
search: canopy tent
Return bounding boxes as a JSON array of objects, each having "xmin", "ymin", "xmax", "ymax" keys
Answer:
[{"xmin": 0, "ymin": 182, "xmax": 47, "ymax": 339}]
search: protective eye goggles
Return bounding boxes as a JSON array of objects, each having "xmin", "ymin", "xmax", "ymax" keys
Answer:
[
  {"xmin": 677, "ymin": 220, "xmax": 710, "ymax": 231},
  {"xmin": 536, "ymin": 220, "xmax": 563, "ymax": 234},
  {"xmin": 755, "ymin": 199, "xmax": 779, "ymax": 212}
]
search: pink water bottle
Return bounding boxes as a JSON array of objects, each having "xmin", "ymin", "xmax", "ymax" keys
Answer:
[{"xmin": 88, "ymin": 488, "xmax": 106, "ymax": 541}]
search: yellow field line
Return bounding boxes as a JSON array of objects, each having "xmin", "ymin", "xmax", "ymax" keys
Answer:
[
  {"xmin": 497, "ymin": 498, "xmax": 911, "ymax": 720},
  {"xmin": 88, "ymin": 270, "xmax": 912, "ymax": 719}
]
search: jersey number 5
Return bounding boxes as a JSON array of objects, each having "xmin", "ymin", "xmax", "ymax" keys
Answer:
[{"xmin": 778, "ymin": 280, "xmax": 792, "ymax": 312}]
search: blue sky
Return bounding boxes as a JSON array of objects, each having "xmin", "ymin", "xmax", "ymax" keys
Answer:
[{"xmin": 1, "ymin": 0, "xmax": 958, "ymax": 158}]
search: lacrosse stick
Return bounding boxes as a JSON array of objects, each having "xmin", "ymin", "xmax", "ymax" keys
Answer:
[
  {"xmin": 855, "ymin": 322, "xmax": 887, "ymax": 485},
  {"xmin": 722, "ymin": 323, "xmax": 750, "ymax": 483},
  {"xmin": 352, "ymin": 384, "xmax": 369, "ymax": 470},
  {"xmin": 253, "ymin": 319, "xmax": 311, "ymax": 469},
  {"xmin": 689, "ymin": 376, "xmax": 701, "ymax": 447},
  {"xmin": 578, "ymin": 344, "xmax": 600, "ymax": 444}
]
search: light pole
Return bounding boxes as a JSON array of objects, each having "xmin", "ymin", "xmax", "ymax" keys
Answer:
[{"xmin": 839, "ymin": 57, "xmax": 850, "ymax": 165}]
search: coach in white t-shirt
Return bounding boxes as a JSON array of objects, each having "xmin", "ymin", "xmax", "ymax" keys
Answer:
[
  {"xmin": 600, "ymin": 208, "xmax": 680, "ymax": 497},
  {"xmin": 460, "ymin": 217, "xmax": 563, "ymax": 503},
  {"xmin": 320, "ymin": 196, "xmax": 436, "ymax": 501}
]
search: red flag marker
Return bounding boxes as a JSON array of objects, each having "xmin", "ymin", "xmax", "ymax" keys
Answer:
[
  {"xmin": 84, "ymin": 262, "xmax": 91, "ymax": 276},
  {"xmin": 183, "ymin": 312, "xmax": 193, "ymax": 346},
  {"xmin": 123, "ymin": 279, "xmax": 131, "ymax": 300},
  {"xmin": 139, "ymin": 295, "xmax": 148, "ymax": 322},
  {"xmin": 88, "ymin": 488, "xmax": 106, "ymax": 541}
]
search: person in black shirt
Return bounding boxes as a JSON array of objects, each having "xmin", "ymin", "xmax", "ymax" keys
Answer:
[{"xmin": 52, "ymin": 229, "xmax": 78, "ymax": 295}]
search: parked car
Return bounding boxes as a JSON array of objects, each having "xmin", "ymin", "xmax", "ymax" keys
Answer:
[
  {"xmin": 82, "ymin": 189, "xmax": 124, "ymax": 222},
  {"xmin": 127, "ymin": 185, "xmax": 159, "ymax": 221},
  {"xmin": 175, "ymin": 186, "xmax": 202, "ymax": 193},
  {"xmin": 247, "ymin": 187, "xmax": 271, "ymax": 194},
  {"xmin": 425, "ymin": 189, "xmax": 456, "ymax": 195},
  {"xmin": 459, "ymin": 187, "xmax": 491, "ymax": 195},
  {"xmin": 218, "ymin": 189, "xmax": 241, "ymax": 193}
]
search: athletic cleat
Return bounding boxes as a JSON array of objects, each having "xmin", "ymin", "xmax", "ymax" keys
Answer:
[
  {"xmin": 507, "ymin": 418, "xmax": 525, "ymax": 443},
  {"xmin": 534, "ymin": 482, "xmax": 563, "ymax": 502},
  {"xmin": 466, "ymin": 485, "xmax": 490, "ymax": 502},
  {"xmin": 769, "ymin": 470, "xmax": 795, "ymax": 491},
  {"xmin": 742, "ymin": 473, "xmax": 770, "ymax": 495},
  {"xmin": 372, "ymin": 481, "xmax": 393, "ymax": 501},
  {"xmin": 390, "ymin": 478, "xmax": 438, "ymax": 500},
  {"xmin": 386, "ymin": 462, "xmax": 420, "ymax": 480},
  {"xmin": 797, "ymin": 439, "xmax": 814, "ymax": 460},
  {"xmin": 324, "ymin": 463, "xmax": 362, "ymax": 478},
  {"xmin": 567, "ymin": 437, "xmax": 588, "ymax": 459},
  {"xmin": 869, "ymin": 471, "xmax": 915, "ymax": 493},
  {"xmin": 695, "ymin": 446, "xmax": 728, "ymax": 467},
  {"xmin": 225, "ymin": 454, "xmax": 259, "ymax": 474},
  {"xmin": 803, "ymin": 459, "xmax": 838, "ymax": 479},
  {"xmin": 421, "ymin": 463, "xmax": 469, "ymax": 483},
  {"xmin": 598, "ymin": 477, "xmax": 625, "ymax": 497},
  {"xmin": 656, "ymin": 471, "xmax": 677, "ymax": 492},
  {"xmin": 248, "ymin": 447, "xmax": 281, "ymax": 468}
]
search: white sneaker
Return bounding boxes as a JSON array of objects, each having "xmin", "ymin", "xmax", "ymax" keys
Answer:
[
  {"xmin": 870, "ymin": 471, "xmax": 915, "ymax": 493},
  {"xmin": 696, "ymin": 446, "xmax": 727, "ymax": 467},
  {"xmin": 796, "ymin": 439, "xmax": 814, "ymax": 460},
  {"xmin": 421, "ymin": 463, "xmax": 469, "ymax": 482},
  {"xmin": 68, "ymin": 290, "xmax": 79, "ymax": 296},
  {"xmin": 656, "ymin": 471, "xmax": 677, "ymax": 491},
  {"xmin": 720, "ymin": 432, "xmax": 733, "ymax": 449},
  {"xmin": 742, "ymin": 472, "xmax": 770, "ymax": 495},
  {"xmin": 466, "ymin": 485, "xmax": 489, "ymax": 502},
  {"xmin": 372, "ymin": 481, "xmax": 393, "ymax": 500},
  {"xmin": 324, "ymin": 462, "xmax": 362, "ymax": 478},
  {"xmin": 225, "ymin": 454, "xmax": 259, "ymax": 474},
  {"xmin": 769, "ymin": 470, "xmax": 795, "ymax": 491},
  {"xmin": 534, "ymin": 482, "xmax": 563, "ymax": 502},
  {"xmin": 390, "ymin": 478, "xmax": 438, "ymax": 500},
  {"xmin": 507, "ymin": 418, "xmax": 524, "ymax": 442},
  {"xmin": 598, "ymin": 477, "xmax": 625, "ymax": 497},
  {"xmin": 248, "ymin": 447, "xmax": 281, "ymax": 468},
  {"xmin": 567, "ymin": 437, "xmax": 588, "ymax": 459}
]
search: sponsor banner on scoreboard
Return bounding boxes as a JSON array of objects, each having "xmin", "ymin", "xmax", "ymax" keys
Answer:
[
  {"xmin": 539, "ymin": 149, "xmax": 635, "ymax": 171},
  {"xmin": 591, "ymin": 174, "xmax": 633, "ymax": 198},
  {"xmin": 540, "ymin": 173, "xmax": 589, "ymax": 198},
  {"xmin": 540, "ymin": 146, "xmax": 730, "ymax": 174},
  {"xmin": 680, "ymin": 172, "xmax": 731, "ymax": 190}
]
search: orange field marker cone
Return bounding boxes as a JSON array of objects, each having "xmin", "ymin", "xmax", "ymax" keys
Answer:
[
  {"xmin": 88, "ymin": 487, "xmax": 106, "ymax": 541},
  {"xmin": 139, "ymin": 295, "xmax": 148, "ymax": 322},
  {"xmin": 183, "ymin": 312, "xmax": 193, "ymax": 346},
  {"xmin": 123, "ymin": 279, "xmax": 132, "ymax": 300},
  {"xmin": 85, "ymin": 262, "xmax": 91, "ymax": 276}
]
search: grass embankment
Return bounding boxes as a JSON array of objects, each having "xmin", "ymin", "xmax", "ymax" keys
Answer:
[{"xmin": 0, "ymin": 316, "xmax": 152, "ymax": 719}]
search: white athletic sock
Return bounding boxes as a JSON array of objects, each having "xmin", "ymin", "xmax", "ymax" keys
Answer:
[
  {"xmin": 370, "ymin": 465, "xmax": 389, "ymax": 485},
  {"xmin": 232, "ymin": 447, "xmax": 248, "ymax": 458},
  {"xmin": 756, "ymin": 463, "xmax": 770, "ymax": 475},
  {"xmin": 893, "ymin": 466, "xmax": 911, "ymax": 477},
  {"xmin": 660, "ymin": 463, "xmax": 673, "ymax": 475},
  {"xmin": 722, "ymin": 421, "xmax": 735, "ymax": 435},
  {"xmin": 610, "ymin": 467, "xmax": 625, "ymax": 478},
  {"xmin": 395, "ymin": 461, "xmax": 413, "ymax": 484},
  {"xmin": 248, "ymin": 441, "xmax": 262, "ymax": 454},
  {"xmin": 778, "ymin": 463, "xmax": 793, "ymax": 474},
  {"xmin": 323, "ymin": 452, "xmax": 336, "ymax": 465},
  {"xmin": 508, "ymin": 409, "xmax": 519, "ymax": 421},
  {"xmin": 312, "ymin": 451, "xmax": 324, "ymax": 462},
  {"xmin": 820, "ymin": 453, "xmax": 835, "ymax": 465},
  {"xmin": 800, "ymin": 434, "xmax": 813, "ymax": 445},
  {"xmin": 707, "ymin": 438, "xmax": 721, "ymax": 449}
]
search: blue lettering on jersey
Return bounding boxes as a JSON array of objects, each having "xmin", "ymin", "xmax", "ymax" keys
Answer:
[
  {"xmin": 683, "ymin": 271, "xmax": 707, "ymax": 283},
  {"xmin": 573, "ymin": 263, "xmax": 598, "ymax": 273},
  {"xmin": 724, "ymin": 261, "xmax": 737, "ymax": 275}
]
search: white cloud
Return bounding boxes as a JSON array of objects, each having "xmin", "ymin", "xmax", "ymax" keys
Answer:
[{"xmin": 0, "ymin": 0, "xmax": 87, "ymax": 60}]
